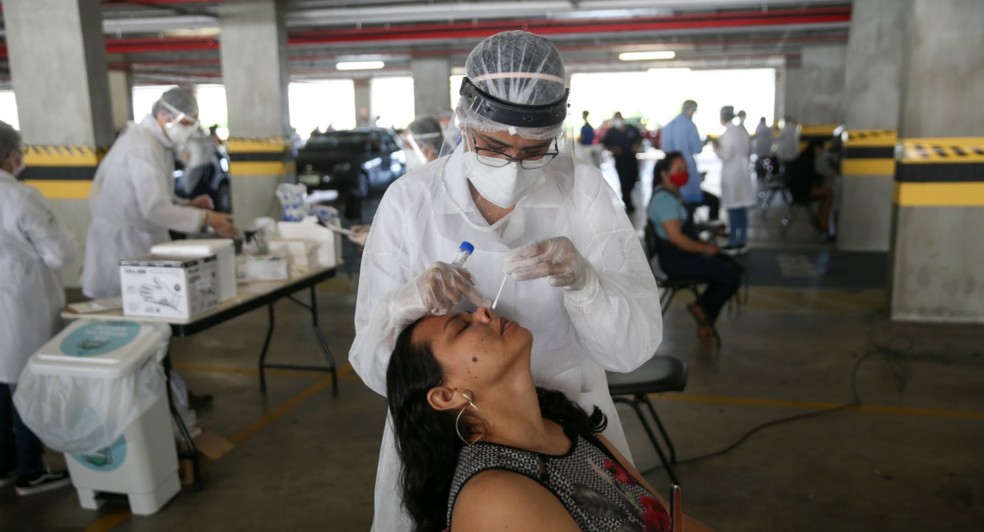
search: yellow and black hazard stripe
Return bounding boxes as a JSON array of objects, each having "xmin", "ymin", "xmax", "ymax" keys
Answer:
[
  {"xmin": 226, "ymin": 137, "xmax": 294, "ymax": 177},
  {"xmin": 894, "ymin": 137, "xmax": 984, "ymax": 206},
  {"xmin": 22, "ymin": 145, "xmax": 107, "ymax": 199},
  {"xmin": 799, "ymin": 123, "xmax": 839, "ymax": 151},
  {"xmin": 842, "ymin": 129, "xmax": 896, "ymax": 175}
]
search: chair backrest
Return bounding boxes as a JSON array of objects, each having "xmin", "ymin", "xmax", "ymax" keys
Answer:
[{"xmin": 643, "ymin": 219, "xmax": 669, "ymax": 282}]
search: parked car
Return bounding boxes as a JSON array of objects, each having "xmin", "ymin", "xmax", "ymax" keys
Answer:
[
  {"xmin": 174, "ymin": 142, "xmax": 232, "ymax": 213},
  {"xmin": 295, "ymin": 128, "xmax": 407, "ymax": 212}
]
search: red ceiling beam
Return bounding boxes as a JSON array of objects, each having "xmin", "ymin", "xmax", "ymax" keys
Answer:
[{"xmin": 0, "ymin": 6, "xmax": 850, "ymax": 58}]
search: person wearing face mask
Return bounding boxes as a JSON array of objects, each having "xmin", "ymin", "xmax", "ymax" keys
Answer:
[
  {"xmin": 715, "ymin": 106, "xmax": 755, "ymax": 255},
  {"xmin": 648, "ymin": 152, "xmax": 741, "ymax": 341},
  {"xmin": 601, "ymin": 111, "xmax": 643, "ymax": 212},
  {"xmin": 350, "ymin": 30, "xmax": 662, "ymax": 531},
  {"xmin": 0, "ymin": 121, "xmax": 77, "ymax": 495},
  {"xmin": 81, "ymin": 87, "xmax": 239, "ymax": 299}
]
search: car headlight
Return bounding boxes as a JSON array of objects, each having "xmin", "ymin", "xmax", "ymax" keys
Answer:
[{"xmin": 333, "ymin": 162, "xmax": 352, "ymax": 173}]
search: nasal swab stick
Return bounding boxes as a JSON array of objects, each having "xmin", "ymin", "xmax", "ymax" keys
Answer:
[{"xmin": 491, "ymin": 274, "xmax": 507, "ymax": 310}]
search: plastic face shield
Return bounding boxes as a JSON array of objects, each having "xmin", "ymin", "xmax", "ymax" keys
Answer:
[{"xmin": 458, "ymin": 77, "xmax": 570, "ymax": 132}]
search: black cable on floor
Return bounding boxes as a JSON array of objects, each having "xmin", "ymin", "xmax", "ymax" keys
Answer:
[{"xmin": 640, "ymin": 315, "xmax": 913, "ymax": 475}]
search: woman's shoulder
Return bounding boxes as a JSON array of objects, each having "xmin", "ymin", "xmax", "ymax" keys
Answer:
[{"xmin": 452, "ymin": 469, "xmax": 580, "ymax": 531}]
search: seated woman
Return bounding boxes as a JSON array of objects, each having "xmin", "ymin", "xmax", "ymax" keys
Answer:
[
  {"xmin": 786, "ymin": 139, "xmax": 835, "ymax": 239},
  {"xmin": 647, "ymin": 152, "xmax": 741, "ymax": 341},
  {"xmin": 387, "ymin": 307, "xmax": 711, "ymax": 531}
]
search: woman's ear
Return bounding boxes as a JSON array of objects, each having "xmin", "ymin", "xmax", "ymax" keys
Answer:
[{"xmin": 427, "ymin": 385, "xmax": 469, "ymax": 412}]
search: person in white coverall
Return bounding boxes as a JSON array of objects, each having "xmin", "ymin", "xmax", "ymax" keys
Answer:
[
  {"xmin": 714, "ymin": 106, "xmax": 755, "ymax": 254},
  {"xmin": 0, "ymin": 121, "xmax": 75, "ymax": 495},
  {"xmin": 349, "ymin": 30, "xmax": 663, "ymax": 531},
  {"xmin": 81, "ymin": 87, "xmax": 238, "ymax": 299}
]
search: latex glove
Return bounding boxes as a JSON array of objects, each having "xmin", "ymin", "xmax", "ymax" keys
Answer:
[
  {"xmin": 205, "ymin": 211, "xmax": 240, "ymax": 238},
  {"xmin": 191, "ymin": 194, "xmax": 214, "ymax": 209},
  {"xmin": 502, "ymin": 237, "xmax": 597, "ymax": 292},
  {"xmin": 414, "ymin": 262, "xmax": 490, "ymax": 315}
]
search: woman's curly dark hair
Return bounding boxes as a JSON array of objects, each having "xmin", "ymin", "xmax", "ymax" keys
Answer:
[
  {"xmin": 653, "ymin": 150, "xmax": 685, "ymax": 190},
  {"xmin": 386, "ymin": 317, "xmax": 607, "ymax": 532}
]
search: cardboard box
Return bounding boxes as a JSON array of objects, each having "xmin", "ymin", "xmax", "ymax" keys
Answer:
[
  {"xmin": 177, "ymin": 430, "xmax": 234, "ymax": 487},
  {"xmin": 120, "ymin": 254, "xmax": 219, "ymax": 320},
  {"xmin": 278, "ymin": 218, "xmax": 343, "ymax": 268},
  {"xmin": 151, "ymin": 239, "xmax": 237, "ymax": 302}
]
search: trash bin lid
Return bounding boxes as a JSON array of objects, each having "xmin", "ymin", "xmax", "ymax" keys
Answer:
[{"xmin": 29, "ymin": 320, "xmax": 171, "ymax": 378}]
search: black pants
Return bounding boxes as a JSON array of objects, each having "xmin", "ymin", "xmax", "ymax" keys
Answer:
[
  {"xmin": 656, "ymin": 242, "xmax": 740, "ymax": 323},
  {"xmin": 685, "ymin": 190, "xmax": 720, "ymax": 221},
  {"xmin": 615, "ymin": 159, "xmax": 639, "ymax": 211}
]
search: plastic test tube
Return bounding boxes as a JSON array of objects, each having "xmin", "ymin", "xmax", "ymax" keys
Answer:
[{"xmin": 451, "ymin": 241, "xmax": 474, "ymax": 267}]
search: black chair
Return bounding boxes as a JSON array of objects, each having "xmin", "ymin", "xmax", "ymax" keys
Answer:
[
  {"xmin": 644, "ymin": 220, "xmax": 721, "ymax": 346},
  {"xmin": 608, "ymin": 355, "xmax": 689, "ymax": 486}
]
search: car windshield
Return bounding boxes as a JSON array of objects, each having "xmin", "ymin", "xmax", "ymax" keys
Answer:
[{"xmin": 306, "ymin": 132, "xmax": 369, "ymax": 150}]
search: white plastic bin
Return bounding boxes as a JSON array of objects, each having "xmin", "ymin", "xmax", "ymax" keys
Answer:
[{"xmin": 17, "ymin": 320, "xmax": 179, "ymax": 515}]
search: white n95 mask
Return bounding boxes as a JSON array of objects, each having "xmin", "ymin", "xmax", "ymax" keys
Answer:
[
  {"xmin": 462, "ymin": 151, "xmax": 546, "ymax": 208},
  {"xmin": 166, "ymin": 123, "xmax": 197, "ymax": 145}
]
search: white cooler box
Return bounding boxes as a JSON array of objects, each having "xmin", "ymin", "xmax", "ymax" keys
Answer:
[
  {"xmin": 16, "ymin": 320, "xmax": 179, "ymax": 515},
  {"xmin": 278, "ymin": 217, "xmax": 343, "ymax": 269}
]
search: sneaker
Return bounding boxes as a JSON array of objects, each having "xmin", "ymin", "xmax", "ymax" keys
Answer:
[
  {"xmin": 15, "ymin": 468, "xmax": 71, "ymax": 496},
  {"xmin": 736, "ymin": 244, "xmax": 749, "ymax": 255},
  {"xmin": 720, "ymin": 244, "xmax": 744, "ymax": 256},
  {"xmin": 0, "ymin": 469, "xmax": 16, "ymax": 488}
]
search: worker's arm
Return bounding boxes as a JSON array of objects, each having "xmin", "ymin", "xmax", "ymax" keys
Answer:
[
  {"xmin": 18, "ymin": 186, "xmax": 77, "ymax": 270},
  {"xmin": 131, "ymin": 158, "xmax": 209, "ymax": 234},
  {"xmin": 662, "ymin": 219, "xmax": 717, "ymax": 255}
]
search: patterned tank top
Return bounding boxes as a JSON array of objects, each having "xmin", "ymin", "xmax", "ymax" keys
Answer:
[{"xmin": 446, "ymin": 428, "xmax": 670, "ymax": 531}]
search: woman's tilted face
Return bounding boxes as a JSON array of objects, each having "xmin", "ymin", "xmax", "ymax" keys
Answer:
[{"xmin": 411, "ymin": 307, "xmax": 532, "ymax": 388}]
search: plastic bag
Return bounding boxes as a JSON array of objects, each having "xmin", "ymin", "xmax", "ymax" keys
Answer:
[
  {"xmin": 13, "ymin": 340, "xmax": 169, "ymax": 454},
  {"xmin": 276, "ymin": 183, "xmax": 309, "ymax": 221}
]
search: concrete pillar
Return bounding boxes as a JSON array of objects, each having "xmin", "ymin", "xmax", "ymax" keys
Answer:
[
  {"xmin": 837, "ymin": 0, "xmax": 906, "ymax": 252},
  {"xmin": 796, "ymin": 45, "xmax": 847, "ymax": 125},
  {"xmin": 889, "ymin": 0, "xmax": 984, "ymax": 322},
  {"xmin": 219, "ymin": 0, "xmax": 292, "ymax": 225},
  {"xmin": 3, "ymin": 0, "xmax": 113, "ymax": 288},
  {"xmin": 782, "ymin": 67, "xmax": 803, "ymax": 122},
  {"xmin": 354, "ymin": 78, "xmax": 372, "ymax": 127},
  {"xmin": 412, "ymin": 57, "xmax": 451, "ymax": 118},
  {"xmin": 773, "ymin": 67, "xmax": 785, "ymax": 123},
  {"xmin": 108, "ymin": 68, "xmax": 134, "ymax": 133}
]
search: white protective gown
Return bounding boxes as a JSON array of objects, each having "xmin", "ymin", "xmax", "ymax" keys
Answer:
[
  {"xmin": 0, "ymin": 171, "xmax": 77, "ymax": 383},
  {"xmin": 350, "ymin": 145, "xmax": 663, "ymax": 531},
  {"xmin": 81, "ymin": 115, "xmax": 206, "ymax": 298},
  {"xmin": 716, "ymin": 122, "xmax": 756, "ymax": 210}
]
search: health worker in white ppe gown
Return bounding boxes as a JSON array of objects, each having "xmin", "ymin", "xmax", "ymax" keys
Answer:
[
  {"xmin": 81, "ymin": 87, "xmax": 238, "ymax": 298},
  {"xmin": 0, "ymin": 120, "xmax": 76, "ymax": 493},
  {"xmin": 349, "ymin": 30, "xmax": 663, "ymax": 531}
]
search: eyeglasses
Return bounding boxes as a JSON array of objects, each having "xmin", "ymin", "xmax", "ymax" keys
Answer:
[{"xmin": 470, "ymin": 136, "xmax": 559, "ymax": 170}]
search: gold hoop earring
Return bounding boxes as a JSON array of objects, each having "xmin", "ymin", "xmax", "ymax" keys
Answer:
[{"xmin": 455, "ymin": 390, "xmax": 487, "ymax": 445}]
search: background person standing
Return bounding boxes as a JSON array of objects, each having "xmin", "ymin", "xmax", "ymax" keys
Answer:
[
  {"xmin": 715, "ymin": 106, "xmax": 754, "ymax": 254},
  {"xmin": 601, "ymin": 111, "xmax": 642, "ymax": 212},
  {"xmin": 0, "ymin": 121, "xmax": 75, "ymax": 496},
  {"xmin": 81, "ymin": 87, "xmax": 238, "ymax": 299}
]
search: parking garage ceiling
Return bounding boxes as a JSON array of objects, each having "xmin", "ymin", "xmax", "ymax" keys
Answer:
[{"xmin": 1, "ymin": 0, "xmax": 853, "ymax": 84}]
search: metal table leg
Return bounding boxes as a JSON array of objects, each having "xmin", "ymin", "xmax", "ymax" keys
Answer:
[
  {"xmin": 164, "ymin": 354, "xmax": 202, "ymax": 491},
  {"xmin": 257, "ymin": 304, "xmax": 276, "ymax": 392},
  {"xmin": 258, "ymin": 287, "xmax": 339, "ymax": 396}
]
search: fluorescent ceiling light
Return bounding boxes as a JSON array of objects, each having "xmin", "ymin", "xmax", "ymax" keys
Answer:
[
  {"xmin": 619, "ymin": 51, "xmax": 676, "ymax": 61},
  {"xmin": 648, "ymin": 67, "xmax": 691, "ymax": 73},
  {"xmin": 336, "ymin": 61, "xmax": 385, "ymax": 71}
]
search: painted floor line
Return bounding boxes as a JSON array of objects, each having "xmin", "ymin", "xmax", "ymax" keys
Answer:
[
  {"xmin": 654, "ymin": 393, "xmax": 984, "ymax": 420},
  {"xmin": 173, "ymin": 362, "xmax": 362, "ymax": 382},
  {"xmin": 82, "ymin": 509, "xmax": 132, "ymax": 532},
  {"xmin": 228, "ymin": 376, "xmax": 335, "ymax": 446}
]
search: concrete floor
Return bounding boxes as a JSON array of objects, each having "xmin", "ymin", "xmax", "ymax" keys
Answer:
[{"xmin": 2, "ymin": 187, "xmax": 982, "ymax": 531}]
